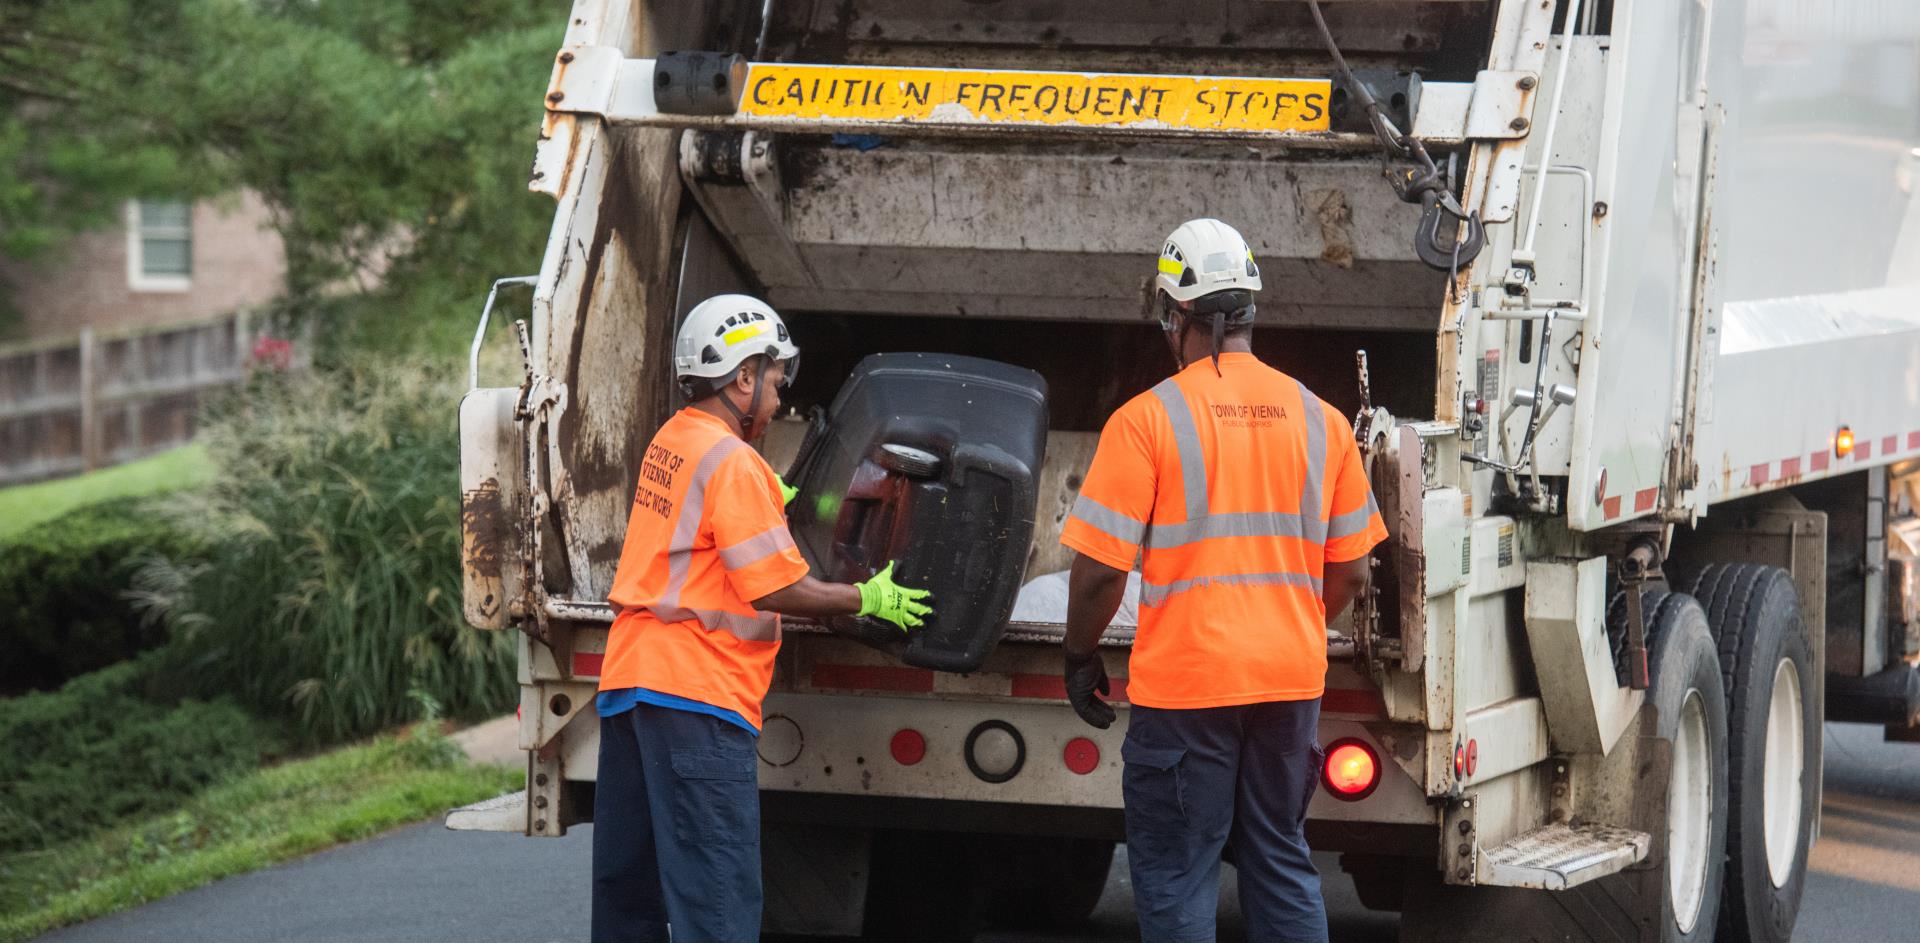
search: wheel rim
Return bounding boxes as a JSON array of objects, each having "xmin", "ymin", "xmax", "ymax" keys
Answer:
[
  {"xmin": 1764, "ymin": 658, "xmax": 1806, "ymax": 888},
  {"xmin": 1669, "ymin": 688, "xmax": 1713, "ymax": 933}
]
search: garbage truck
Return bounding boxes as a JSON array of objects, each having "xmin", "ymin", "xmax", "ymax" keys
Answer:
[{"xmin": 451, "ymin": 0, "xmax": 1920, "ymax": 939}]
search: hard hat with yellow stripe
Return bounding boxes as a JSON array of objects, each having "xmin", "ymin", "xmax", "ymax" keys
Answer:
[
  {"xmin": 673, "ymin": 294, "xmax": 801, "ymax": 399},
  {"xmin": 1155, "ymin": 218, "xmax": 1262, "ymax": 306}
]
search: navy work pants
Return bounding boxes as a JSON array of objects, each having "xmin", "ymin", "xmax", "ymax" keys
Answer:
[
  {"xmin": 591, "ymin": 702, "xmax": 761, "ymax": 943},
  {"xmin": 1123, "ymin": 699, "xmax": 1327, "ymax": 943}
]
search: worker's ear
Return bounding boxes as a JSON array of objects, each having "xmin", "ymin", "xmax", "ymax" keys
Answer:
[{"xmin": 730, "ymin": 357, "xmax": 762, "ymax": 395}]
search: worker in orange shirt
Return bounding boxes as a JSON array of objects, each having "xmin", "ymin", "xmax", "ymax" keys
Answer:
[
  {"xmin": 591, "ymin": 294, "xmax": 932, "ymax": 943},
  {"xmin": 1059, "ymin": 220, "xmax": 1387, "ymax": 942}
]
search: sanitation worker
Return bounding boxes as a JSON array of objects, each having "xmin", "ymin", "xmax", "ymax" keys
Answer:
[
  {"xmin": 1059, "ymin": 220, "xmax": 1387, "ymax": 942},
  {"xmin": 592, "ymin": 293, "xmax": 933, "ymax": 943}
]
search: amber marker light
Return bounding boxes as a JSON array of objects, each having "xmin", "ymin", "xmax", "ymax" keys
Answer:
[
  {"xmin": 1835, "ymin": 425, "xmax": 1855, "ymax": 458},
  {"xmin": 1322, "ymin": 738, "xmax": 1382, "ymax": 801}
]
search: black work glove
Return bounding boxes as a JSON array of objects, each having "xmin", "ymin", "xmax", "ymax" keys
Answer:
[{"xmin": 1064, "ymin": 650, "xmax": 1115, "ymax": 729}]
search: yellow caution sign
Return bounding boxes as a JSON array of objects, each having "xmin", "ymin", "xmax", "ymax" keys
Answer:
[{"xmin": 736, "ymin": 64, "xmax": 1331, "ymax": 134}]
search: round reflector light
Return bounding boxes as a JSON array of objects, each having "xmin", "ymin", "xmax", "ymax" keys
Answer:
[
  {"xmin": 890, "ymin": 729, "xmax": 926, "ymax": 766},
  {"xmin": 1063, "ymin": 737, "xmax": 1101, "ymax": 775},
  {"xmin": 1465, "ymin": 739, "xmax": 1479, "ymax": 777},
  {"xmin": 964, "ymin": 720, "xmax": 1026, "ymax": 784},
  {"xmin": 1322, "ymin": 739, "xmax": 1381, "ymax": 801}
]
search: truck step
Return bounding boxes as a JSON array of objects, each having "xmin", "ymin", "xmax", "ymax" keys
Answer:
[
  {"xmin": 444, "ymin": 789, "xmax": 525, "ymax": 833},
  {"xmin": 1478, "ymin": 823, "xmax": 1650, "ymax": 890}
]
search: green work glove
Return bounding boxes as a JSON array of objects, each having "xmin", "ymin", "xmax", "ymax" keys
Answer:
[
  {"xmin": 775, "ymin": 474, "xmax": 798, "ymax": 507},
  {"xmin": 856, "ymin": 562, "xmax": 934, "ymax": 632}
]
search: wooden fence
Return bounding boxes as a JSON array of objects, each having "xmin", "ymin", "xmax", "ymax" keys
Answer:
[{"xmin": 0, "ymin": 312, "xmax": 280, "ymax": 486}]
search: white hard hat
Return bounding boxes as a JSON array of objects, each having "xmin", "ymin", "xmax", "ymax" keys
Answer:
[
  {"xmin": 673, "ymin": 294, "xmax": 800, "ymax": 396},
  {"xmin": 1155, "ymin": 218, "xmax": 1262, "ymax": 306}
]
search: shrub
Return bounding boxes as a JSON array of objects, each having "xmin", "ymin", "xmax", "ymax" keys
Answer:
[
  {"xmin": 0, "ymin": 497, "xmax": 203, "ymax": 694},
  {"xmin": 138, "ymin": 361, "xmax": 517, "ymax": 744},
  {"xmin": 0, "ymin": 659, "xmax": 284, "ymax": 854}
]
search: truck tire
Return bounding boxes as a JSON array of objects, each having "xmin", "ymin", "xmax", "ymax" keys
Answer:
[
  {"xmin": 981, "ymin": 836, "xmax": 1114, "ymax": 929},
  {"xmin": 1401, "ymin": 591, "xmax": 1729, "ymax": 943},
  {"xmin": 1682, "ymin": 564, "xmax": 1817, "ymax": 943}
]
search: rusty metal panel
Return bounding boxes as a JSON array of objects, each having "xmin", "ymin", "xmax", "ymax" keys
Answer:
[
  {"xmin": 531, "ymin": 0, "xmax": 641, "ymax": 200},
  {"xmin": 753, "ymin": 144, "xmax": 1447, "ymax": 327},
  {"xmin": 459, "ymin": 388, "xmax": 526, "ymax": 630},
  {"xmin": 534, "ymin": 127, "xmax": 688, "ymax": 601}
]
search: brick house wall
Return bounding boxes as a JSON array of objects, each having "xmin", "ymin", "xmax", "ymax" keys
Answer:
[{"xmin": 0, "ymin": 190, "xmax": 286, "ymax": 341}]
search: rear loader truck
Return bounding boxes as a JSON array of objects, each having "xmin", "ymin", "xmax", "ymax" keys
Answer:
[{"xmin": 451, "ymin": 1, "xmax": 1920, "ymax": 939}]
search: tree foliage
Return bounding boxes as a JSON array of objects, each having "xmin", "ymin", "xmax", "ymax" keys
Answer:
[{"xmin": 0, "ymin": 0, "xmax": 561, "ymax": 346}]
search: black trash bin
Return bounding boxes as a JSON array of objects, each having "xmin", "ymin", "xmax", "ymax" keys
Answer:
[{"xmin": 785, "ymin": 353, "xmax": 1048, "ymax": 672}]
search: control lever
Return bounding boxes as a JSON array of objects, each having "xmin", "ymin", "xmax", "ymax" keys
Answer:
[{"xmin": 1465, "ymin": 382, "xmax": 1577, "ymax": 481}]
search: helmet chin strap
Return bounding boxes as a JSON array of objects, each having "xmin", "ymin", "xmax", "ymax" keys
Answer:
[
  {"xmin": 1210, "ymin": 310, "xmax": 1226, "ymax": 377},
  {"xmin": 718, "ymin": 358, "xmax": 774, "ymax": 439}
]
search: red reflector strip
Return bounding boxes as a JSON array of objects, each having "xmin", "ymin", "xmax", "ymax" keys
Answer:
[
  {"xmin": 1857, "ymin": 439, "xmax": 1873, "ymax": 460},
  {"xmin": 1010, "ymin": 673, "xmax": 1130, "ymax": 703},
  {"xmin": 1884, "ymin": 435, "xmax": 1898, "ymax": 456},
  {"xmin": 573, "ymin": 652, "xmax": 605, "ymax": 677},
  {"xmin": 810, "ymin": 664, "xmax": 935, "ymax": 693},
  {"xmin": 1633, "ymin": 488, "xmax": 1657, "ymax": 513},
  {"xmin": 1322, "ymin": 688, "xmax": 1387, "ymax": 716},
  {"xmin": 1909, "ymin": 431, "xmax": 1920, "ymax": 451},
  {"xmin": 1779, "ymin": 457, "xmax": 1801, "ymax": 479},
  {"xmin": 1811, "ymin": 451, "xmax": 1829, "ymax": 472},
  {"xmin": 1603, "ymin": 495, "xmax": 1622, "ymax": 520},
  {"xmin": 1750, "ymin": 463, "xmax": 1770, "ymax": 486}
]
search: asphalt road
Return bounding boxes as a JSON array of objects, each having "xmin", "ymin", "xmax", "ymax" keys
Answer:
[{"xmin": 36, "ymin": 722, "xmax": 1920, "ymax": 942}]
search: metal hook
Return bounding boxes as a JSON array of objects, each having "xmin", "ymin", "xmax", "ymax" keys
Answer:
[{"xmin": 1413, "ymin": 190, "xmax": 1485, "ymax": 271}]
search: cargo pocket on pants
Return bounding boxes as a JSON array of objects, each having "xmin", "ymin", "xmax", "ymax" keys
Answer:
[
  {"xmin": 669, "ymin": 747, "xmax": 759, "ymax": 846},
  {"xmin": 1121, "ymin": 740, "xmax": 1189, "ymax": 829}
]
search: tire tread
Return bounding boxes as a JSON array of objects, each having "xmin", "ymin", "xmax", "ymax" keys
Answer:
[{"xmin": 1680, "ymin": 563, "xmax": 1812, "ymax": 943}]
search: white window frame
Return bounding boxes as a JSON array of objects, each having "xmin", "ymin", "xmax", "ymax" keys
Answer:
[{"xmin": 126, "ymin": 199, "xmax": 193, "ymax": 293}]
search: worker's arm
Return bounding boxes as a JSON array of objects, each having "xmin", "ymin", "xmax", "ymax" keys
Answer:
[
  {"xmin": 1057, "ymin": 403, "xmax": 1154, "ymax": 729},
  {"xmin": 712, "ymin": 454, "xmax": 931, "ymax": 629},
  {"xmin": 753, "ymin": 576, "xmax": 861, "ymax": 618},
  {"xmin": 1063, "ymin": 553, "xmax": 1129, "ymax": 657},
  {"xmin": 1322, "ymin": 555, "xmax": 1370, "ymax": 623},
  {"xmin": 1060, "ymin": 552, "xmax": 1128, "ymax": 729},
  {"xmin": 754, "ymin": 563, "xmax": 932, "ymax": 630}
]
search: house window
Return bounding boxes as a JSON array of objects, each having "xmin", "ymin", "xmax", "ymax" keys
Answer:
[{"xmin": 127, "ymin": 199, "xmax": 192, "ymax": 291}]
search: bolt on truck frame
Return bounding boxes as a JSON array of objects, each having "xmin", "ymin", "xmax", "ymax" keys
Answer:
[{"xmin": 452, "ymin": 1, "xmax": 1920, "ymax": 939}]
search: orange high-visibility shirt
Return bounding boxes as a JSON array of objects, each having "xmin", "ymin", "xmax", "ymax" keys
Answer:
[
  {"xmin": 601, "ymin": 408, "xmax": 811, "ymax": 729},
  {"xmin": 1060, "ymin": 352, "xmax": 1388, "ymax": 708}
]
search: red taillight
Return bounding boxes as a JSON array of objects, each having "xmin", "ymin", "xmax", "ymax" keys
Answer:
[
  {"xmin": 1063, "ymin": 737, "xmax": 1100, "ymax": 775},
  {"xmin": 1323, "ymin": 739, "xmax": 1381, "ymax": 801},
  {"xmin": 890, "ymin": 729, "xmax": 926, "ymax": 766}
]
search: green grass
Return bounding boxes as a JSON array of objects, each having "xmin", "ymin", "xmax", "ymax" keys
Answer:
[
  {"xmin": 0, "ymin": 445, "xmax": 212, "ymax": 541},
  {"xmin": 0, "ymin": 727, "xmax": 520, "ymax": 942}
]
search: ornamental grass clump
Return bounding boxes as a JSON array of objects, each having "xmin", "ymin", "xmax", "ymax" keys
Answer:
[{"xmin": 137, "ymin": 362, "xmax": 515, "ymax": 744}]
